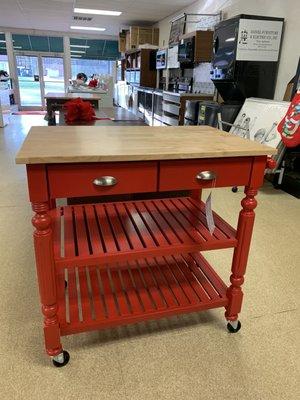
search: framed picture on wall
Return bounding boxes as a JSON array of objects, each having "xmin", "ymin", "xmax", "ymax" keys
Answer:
[{"xmin": 169, "ymin": 15, "xmax": 186, "ymax": 47}]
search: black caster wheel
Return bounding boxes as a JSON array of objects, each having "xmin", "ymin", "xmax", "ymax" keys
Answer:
[
  {"xmin": 52, "ymin": 350, "xmax": 70, "ymax": 367},
  {"xmin": 231, "ymin": 187, "xmax": 238, "ymax": 193},
  {"xmin": 227, "ymin": 320, "xmax": 241, "ymax": 333}
]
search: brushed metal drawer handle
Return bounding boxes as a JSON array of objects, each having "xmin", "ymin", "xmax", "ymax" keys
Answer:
[
  {"xmin": 93, "ymin": 176, "xmax": 118, "ymax": 187},
  {"xmin": 196, "ymin": 171, "xmax": 217, "ymax": 181}
]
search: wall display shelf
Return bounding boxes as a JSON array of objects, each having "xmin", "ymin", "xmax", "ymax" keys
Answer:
[{"xmin": 16, "ymin": 125, "xmax": 276, "ymax": 367}]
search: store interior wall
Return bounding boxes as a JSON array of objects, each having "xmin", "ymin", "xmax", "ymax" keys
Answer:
[{"xmin": 155, "ymin": 0, "xmax": 300, "ymax": 101}]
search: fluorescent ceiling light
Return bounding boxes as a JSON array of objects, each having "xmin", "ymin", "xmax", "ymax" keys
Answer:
[
  {"xmin": 71, "ymin": 55, "xmax": 82, "ymax": 58},
  {"xmin": 74, "ymin": 8, "xmax": 122, "ymax": 16},
  {"xmin": 0, "ymin": 40, "xmax": 6, "ymax": 43},
  {"xmin": 70, "ymin": 50, "xmax": 86, "ymax": 53},
  {"xmin": 13, "ymin": 46, "xmax": 22, "ymax": 49},
  {"xmin": 70, "ymin": 44, "xmax": 90, "ymax": 49},
  {"xmin": 70, "ymin": 26, "xmax": 106, "ymax": 31}
]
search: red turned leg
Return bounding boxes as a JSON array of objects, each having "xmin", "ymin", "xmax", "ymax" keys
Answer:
[
  {"xmin": 31, "ymin": 202, "xmax": 62, "ymax": 357},
  {"xmin": 225, "ymin": 187, "xmax": 258, "ymax": 328}
]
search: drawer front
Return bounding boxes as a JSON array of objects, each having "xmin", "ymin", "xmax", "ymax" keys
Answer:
[
  {"xmin": 48, "ymin": 162, "xmax": 158, "ymax": 198},
  {"xmin": 162, "ymin": 102, "xmax": 180, "ymax": 116},
  {"xmin": 162, "ymin": 115, "xmax": 179, "ymax": 126},
  {"xmin": 163, "ymin": 93, "xmax": 180, "ymax": 104},
  {"xmin": 159, "ymin": 158, "xmax": 253, "ymax": 191}
]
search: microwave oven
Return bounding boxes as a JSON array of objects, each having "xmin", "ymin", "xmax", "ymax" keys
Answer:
[
  {"xmin": 156, "ymin": 49, "xmax": 167, "ymax": 69},
  {"xmin": 178, "ymin": 37, "xmax": 195, "ymax": 63}
]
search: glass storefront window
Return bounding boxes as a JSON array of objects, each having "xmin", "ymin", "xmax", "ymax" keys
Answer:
[{"xmin": 71, "ymin": 58, "xmax": 114, "ymax": 79}]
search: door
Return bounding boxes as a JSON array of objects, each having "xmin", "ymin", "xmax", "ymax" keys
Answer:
[
  {"xmin": 41, "ymin": 56, "xmax": 65, "ymax": 97},
  {"xmin": 16, "ymin": 55, "xmax": 42, "ymax": 108},
  {"xmin": 15, "ymin": 54, "xmax": 65, "ymax": 109}
]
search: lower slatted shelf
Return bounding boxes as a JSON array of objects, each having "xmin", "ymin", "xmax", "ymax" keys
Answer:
[
  {"xmin": 57, "ymin": 252, "xmax": 228, "ymax": 335},
  {"xmin": 51, "ymin": 196, "xmax": 237, "ymax": 269}
]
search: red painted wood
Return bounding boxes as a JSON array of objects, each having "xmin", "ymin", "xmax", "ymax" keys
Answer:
[
  {"xmin": 120, "ymin": 268, "xmax": 144, "ymax": 314},
  {"xmin": 159, "ymin": 157, "xmax": 252, "ymax": 191},
  {"xmin": 31, "ymin": 202, "xmax": 62, "ymax": 356},
  {"xmin": 67, "ymin": 268, "xmax": 80, "ymax": 324},
  {"xmin": 26, "ymin": 165, "xmax": 49, "ymax": 202},
  {"xmin": 225, "ymin": 187, "xmax": 258, "ymax": 322},
  {"xmin": 78, "ymin": 267, "xmax": 94, "ymax": 323},
  {"xmin": 51, "ymin": 197, "xmax": 237, "ymax": 269},
  {"xmin": 88, "ymin": 267, "xmax": 106, "ymax": 320},
  {"xmin": 99, "ymin": 269, "xmax": 119, "ymax": 318},
  {"xmin": 136, "ymin": 259, "xmax": 166, "ymax": 310},
  {"xmin": 58, "ymin": 254, "xmax": 228, "ymax": 336},
  {"xmin": 109, "ymin": 269, "xmax": 131, "ymax": 316},
  {"xmin": 47, "ymin": 162, "xmax": 158, "ymax": 198}
]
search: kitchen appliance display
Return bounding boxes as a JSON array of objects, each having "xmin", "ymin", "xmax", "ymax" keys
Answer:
[{"xmin": 211, "ymin": 14, "xmax": 284, "ymax": 101}]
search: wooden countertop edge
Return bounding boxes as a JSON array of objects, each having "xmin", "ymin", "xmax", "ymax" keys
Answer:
[{"xmin": 15, "ymin": 149, "xmax": 276, "ymax": 165}]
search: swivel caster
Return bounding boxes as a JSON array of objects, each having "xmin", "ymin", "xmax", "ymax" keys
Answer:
[
  {"xmin": 52, "ymin": 350, "xmax": 70, "ymax": 367},
  {"xmin": 232, "ymin": 186, "xmax": 238, "ymax": 193},
  {"xmin": 227, "ymin": 320, "xmax": 241, "ymax": 333}
]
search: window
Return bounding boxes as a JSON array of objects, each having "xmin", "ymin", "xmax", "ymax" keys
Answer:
[
  {"xmin": 0, "ymin": 55, "xmax": 9, "ymax": 74},
  {"xmin": 71, "ymin": 58, "xmax": 114, "ymax": 79}
]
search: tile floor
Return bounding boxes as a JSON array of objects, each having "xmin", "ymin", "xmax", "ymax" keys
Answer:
[{"xmin": 0, "ymin": 116, "xmax": 299, "ymax": 400}]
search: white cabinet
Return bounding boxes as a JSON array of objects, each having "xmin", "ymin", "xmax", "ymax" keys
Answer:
[{"xmin": 0, "ymin": 89, "xmax": 11, "ymax": 128}]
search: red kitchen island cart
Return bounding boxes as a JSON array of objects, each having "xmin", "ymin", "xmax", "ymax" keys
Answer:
[{"xmin": 16, "ymin": 125, "xmax": 276, "ymax": 367}]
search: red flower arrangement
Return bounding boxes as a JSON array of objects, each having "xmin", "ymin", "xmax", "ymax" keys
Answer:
[
  {"xmin": 64, "ymin": 98, "xmax": 95, "ymax": 124},
  {"xmin": 88, "ymin": 79, "xmax": 98, "ymax": 88}
]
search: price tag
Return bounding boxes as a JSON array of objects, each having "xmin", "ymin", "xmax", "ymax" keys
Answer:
[{"xmin": 205, "ymin": 192, "xmax": 216, "ymax": 235}]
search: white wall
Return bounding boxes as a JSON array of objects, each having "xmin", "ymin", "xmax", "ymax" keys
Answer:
[{"xmin": 156, "ymin": 0, "xmax": 300, "ymax": 100}]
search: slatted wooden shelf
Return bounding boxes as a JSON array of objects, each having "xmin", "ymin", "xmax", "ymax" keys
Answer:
[
  {"xmin": 57, "ymin": 252, "xmax": 228, "ymax": 335},
  {"xmin": 51, "ymin": 197, "xmax": 237, "ymax": 268}
]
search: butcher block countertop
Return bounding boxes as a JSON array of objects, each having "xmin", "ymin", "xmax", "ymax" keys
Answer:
[{"xmin": 15, "ymin": 125, "xmax": 276, "ymax": 164}]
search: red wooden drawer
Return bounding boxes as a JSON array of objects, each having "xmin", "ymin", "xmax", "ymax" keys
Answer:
[
  {"xmin": 159, "ymin": 158, "xmax": 253, "ymax": 191},
  {"xmin": 48, "ymin": 162, "xmax": 158, "ymax": 198}
]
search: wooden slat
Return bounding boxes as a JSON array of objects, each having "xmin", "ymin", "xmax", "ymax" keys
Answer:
[
  {"xmin": 155, "ymin": 257, "xmax": 190, "ymax": 306},
  {"xmin": 67, "ymin": 267, "xmax": 80, "ymax": 324},
  {"xmin": 88, "ymin": 267, "xmax": 106, "ymax": 320},
  {"xmin": 130, "ymin": 263, "xmax": 155, "ymax": 312},
  {"xmin": 145, "ymin": 258, "xmax": 178, "ymax": 308},
  {"xmin": 109, "ymin": 269, "xmax": 131, "ymax": 316},
  {"xmin": 184, "ymin": 254, "xmax": 219, "ymax": 300},
  {"xmin": 52, "ymin": 208, "xmax": 62, "ymax": 258},
  {"xmin": 189, "ymin": 253, "xmax": 227, "ymax": 297},
  {"xmin": 184, "ymin": 198, "xmax": 227, "ymax": 241},
  {"xmin": 120, "ymin": 268, "xmax": 144, "ymax": 314},
  {"xmin": 99, "ymin": 269, "xmax": 119, "ymax": 318},
  {"xmin": 157, "ymin": 200, "xmax": 197, "ymax": 244},
  {"xmin": 114, "ymin": 203, "xmax": 145, "ymax": 250},
  {"xmin": 137, "ymin": 259, "xmax": 166, "ymax": 310},
  {"xmin": 143, "ymin": 201, "xmax": 182, "ymax": 245},
  {"xmin": 73, "ymin": 206, "xmax": 90, "ymax": 257},
  {"xmin": 78, "ymin": 267, "xmax": 93, "ymax": 322},
  {"xmin": 125, "ymin": 202, "xmax": 157, "ymax": 248},
  {"xmin": 188, "ymin": 198, "xmax": 235, "ymax": 239},
  {"xmin": 84, "ymin": 205, "xmax": 105, "ymax": 255},
  {"xmin": 164, "ymin": 256, "xmax": 201, "ymax": 304},
  {"xmin": 63, "ymin": 207, "xmax": 76, "ymax": 257},
  {"xmin": 172, "ymin": 255, "xmax": 210, "ymax": 303},
  {"xmin": 151, "ymin": 200, "xmax": 191, "ymax": 244},
  {"xmin": 94, "ymin": 204, "xmax": 118, "ymax": 253},
  {"xmin": 134, "ymin": 202, "xmax": 169, "ymax": 247},
  {"xmin": 174, "ymin": 198, "xmax": 212, "ymax": 241},
  {"xmin": 104, "ymin": 204, "xmax": 131, "ymax": 252}
]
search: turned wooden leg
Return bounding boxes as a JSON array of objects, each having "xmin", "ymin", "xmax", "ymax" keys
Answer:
[
  {"xmin": 32, "ymin": 202, "xmax": 62, "ymax": 357},
  {"xmin": 225, "ymin": 187, "xmax": 258, "ymax": 322}
]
